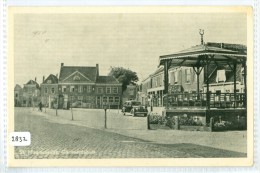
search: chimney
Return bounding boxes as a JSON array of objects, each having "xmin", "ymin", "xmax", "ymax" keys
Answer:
[
  {"xmin": 43, "ymin": 76, "xmax": 45, "ymax": 83},
  {"xmin": 35, "ymin": 77, "xmax": 37, "ymax": 82},
  {"xmin": 61, "ymin": 63, "xmax": 64, "ymax": 67},
  {"xmin": 96, "ymin": 64, "xmax": 99, "ymax": 77}
]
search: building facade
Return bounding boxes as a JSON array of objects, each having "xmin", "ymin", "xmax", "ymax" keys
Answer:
[
  {"xmin": 141, "ymin": 66, "xmax": 204, "ymax": 107},
  {"xmin": 40, "ymin": 74, "xmax": 59, "ymax": 108},
  {"xmin": 14, "ymin": 84, "xmax": 23, "ymax": 107},
  {"xmin": 58, "ymin": 63, "xmax": 122, "ymax": 109},
  {"xmin": 21, "ymin": 79, "xmax": 41, "ymax": 107}
]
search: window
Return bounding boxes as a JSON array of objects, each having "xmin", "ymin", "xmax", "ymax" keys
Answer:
[
  {"xmin": 45, "ymin": 88, "xmax": 48, "ymax": 94},
  {"xmin": 115, "ymin": 97, "xmax": 120, "ymax": 103},
  {"xmin": 174, "ymin": 71, "xmax": 178, "ymax": 84},
  {"xmin": 185, "ymin": 69, "xmax": 191, "ymax": 83},
  {"xmin": 87, "ymin": 86, "xmax": 91, "ymax": 93},
  {"xmin": 70, "ymin": 86, "xmax": 75, "ymax": 92},
  {"xmin": 97, "ymin": 87, "xmax": 103, "ymax": 94},
  {"xmin": 62, "ymin": 86, "xmax": 67, "ymax": 92},
  {"xmin": 51, "ymin": 88, "xmax": 55, "ymax": 94},
  {"xmin": 109, "ymin": 97, "xmax": 113, "ymax": 103},
  {"xmin": 216, "ymin": 70, "xmax": 226, "ymax": 83},
  {"xmin": 15, "ymin": 93, "xmax": 18, "ymax": 98},
  {"xmin": 103, "ymin": 97, "xmax": 107, "ymax": 102},
  {"xmin": 106, "ymin": 87, "xmax": 111, "ymax": 94},
  {"xmin": 78, "ymin": 86, "xmax": 83, "ymax": 93},
  {"xmin": 112, "ymin": 87, "xmax": 118, "ymax": 94},
  {"xmin": 70, "ymin": 96, "xmax": 74, "ymax": 101},
  {"xmin": 73, "ymin": 75, "xmax": 80, "ymax": 81},
  {"xmin": 47, "ymin": 80, "xmax": 52, "ymax": 84},
  {"xmin": 78, "ymin": 96, "xmax": 83, "ymax": 101},
  {"xmin": 129, "ymin": 88, "xmax": 134, "ymax": 95}
]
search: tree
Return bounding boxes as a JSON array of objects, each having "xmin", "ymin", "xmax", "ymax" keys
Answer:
[{"xmin": 108, "ymin": 67, "xmax": 139, "ymax": 92}]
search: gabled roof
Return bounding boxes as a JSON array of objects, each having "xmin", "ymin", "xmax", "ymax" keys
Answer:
[
  {"xmin": 42, "ymin": 74, "xmax": 58, "ymax": 84},
  {"xmin": 96, "ymin": 76, "xmax": 121, "ymax": 84},
  {"xmin": 59, "ymin": 66, "xmax": 98, "ymax": 82},
  {"xmin": 25, "ymin": 80, "xmax": 39, "ymax": 88},
  {"xmin": 14, "ymin": 84, "xmax": 22, "ymax": 90}
]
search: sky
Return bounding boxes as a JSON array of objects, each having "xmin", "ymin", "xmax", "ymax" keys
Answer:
[{"xmin": 14, "ymin": 12, "xmax": 247, "ymax": 86}]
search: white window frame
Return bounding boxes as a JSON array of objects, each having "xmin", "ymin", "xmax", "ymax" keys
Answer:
[
  {"xmin": 174, "ymin": 71, "xmax": 178, "ymax": 84},
  {"xmin": 106, "ymin": 87, "xmax": 111, "ymax": 94},
  {"xmin": 185, "ymin": 69, "xmax": 191, "ymax": 84},
  {"xmin": 109, "ymin": 97, "xmax": 114, "ymax": 103},
  {"xmin": 51, "ymin": 87, "xmax": 55, "ymax": 94},
  {"xmin": 112, "ymin": 87, "xmax": 118, "ymax": 94},
  {"xmin": 115, "ymin": 97, "xmax": 120, "ymax": 103},
  {"xmin": 78, "ymin": 86, "xmax": 83, "ymax": 93},
  {"xmin": 70, "ymin": 86, "xmax": 75, "ymax": 92},
  {"xmin": 87, "ymin": 86, "xmax": 91, "ymax": 93}
]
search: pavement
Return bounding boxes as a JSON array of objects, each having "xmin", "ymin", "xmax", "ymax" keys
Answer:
[{"xmin": 14, "ymin": 107, "xmax": 247, "ymax": 159}]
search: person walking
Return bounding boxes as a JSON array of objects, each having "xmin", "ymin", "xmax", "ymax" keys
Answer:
[{"xmin": 38, "ymin": 102, "xmax": 43, "ymax": 112}]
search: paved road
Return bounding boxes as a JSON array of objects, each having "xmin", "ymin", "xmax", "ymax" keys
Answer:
[{"xmin": 14, "ymin": 108, "xmax": 246, "ymax": 159}]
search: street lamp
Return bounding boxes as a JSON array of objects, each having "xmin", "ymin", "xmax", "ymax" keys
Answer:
[{"xmin": 103, "ymin": 104, "xmax": 108, "ymax": 129}]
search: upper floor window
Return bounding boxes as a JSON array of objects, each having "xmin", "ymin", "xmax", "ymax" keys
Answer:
[
  {"xmin": 129, "ymin": 88, "xmax": 134, "ymax": 95},
  {"xmin": 78, "ymin": 86, "xmax": 83, "ymax": 93},
  {"xmin": 112, "ymin": 87, "xmax": 118, "ymax": 94},
  {"xmin": 45, "ymin": 88, "xmax": 48, "ymax": 94},
  {"xmin": 174, "ymin": 71, "xmax": 179, "ymax": 84},
  {"xmin": 87, "ymin": 86, "xmax": 91, "ymax": 93},
  {"xmin": 97, "ymin": 87, "xmax": 103, "ymax": 94},
  {"xmin": 106, "ymin": 87, "xmax": 111, "ymax": 94},
  {"xmin": 70, "ymin": 86, "xmax": 75, "ymax": 92},
  {"xmin": 216, "ymin": 69, "xmax": 226, "ymax": 83},
  {"xmin": 185, "ymin": 69, "xmax": 191, "ymax": 83},
  {"xmin": 51, "ymin": 88, "xmax": 55, "ymax": 94},
  {"xmin": 62, "ymin": 86, "xmax": 67, "ymax": 92},
  {"xmin": 47, "ymin": 80, "xmax": 52, "ymax": 84}
]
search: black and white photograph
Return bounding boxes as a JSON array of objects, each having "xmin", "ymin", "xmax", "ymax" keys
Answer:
[{"xmin": 8, "ymin": 6, "xmax": 253, "ymax": 167}]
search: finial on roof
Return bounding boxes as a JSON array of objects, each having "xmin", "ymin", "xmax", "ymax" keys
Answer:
[{"xmin": 199, "ymin": 29, "xmax": 204, "ymax": 45}]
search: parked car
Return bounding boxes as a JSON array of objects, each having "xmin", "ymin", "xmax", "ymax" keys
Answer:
[{"xmin": 122, "ymin": 100, "xmax": 148, "ymax": 117}]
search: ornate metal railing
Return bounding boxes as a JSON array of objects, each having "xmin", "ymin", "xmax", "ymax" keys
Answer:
[{"xmin": 164, "ymin": 93, "xmax": 246, "ymax": 109}]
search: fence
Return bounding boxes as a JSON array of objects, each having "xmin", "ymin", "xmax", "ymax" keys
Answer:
[{"xmin": 165, "ymin": 93, "xmax": 246, "ymax": 109}]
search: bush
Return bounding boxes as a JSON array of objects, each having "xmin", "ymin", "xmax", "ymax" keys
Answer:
[
  {"xmin": 165, "ymin": 116, "xmax": 175, "ymax": 129},
  {"xmin": 213, "ymin": 117, "xmax": 246, "ymax": 131},
  {"xmin": 149, "ymin": 114, "xmax": 166, "ymax": 125},
  {"xmin": 179, "ymin": 115, "xmax": 203, "ymax": 126}
]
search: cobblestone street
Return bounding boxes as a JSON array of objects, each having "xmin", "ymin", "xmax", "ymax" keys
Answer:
[{"xmin": 14, "ymin": 108, "xmax": 246, "ymax": 159}]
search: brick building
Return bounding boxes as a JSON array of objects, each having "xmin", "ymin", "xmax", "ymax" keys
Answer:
[
  {"xmin": 58, "ymin": 63, "xmax": 122, "ymax": 109},
  {"xmin": 40, "ymin": 74, "xmax": 59, "ymax": 108},
  {"xmin": 22, "ymin": 79, "xmax": 41, "ymax": 107},
  {"xmin": 140, "ymin": 66, "xmax": 204, "ymax": 107},
  {"xmin": 14, "ymin": 84, "xmax": 23, "ymax": 107}
]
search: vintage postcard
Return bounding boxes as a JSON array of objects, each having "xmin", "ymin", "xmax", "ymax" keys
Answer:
[{"xmin": 8, "ymin": 6, "xmax": 253, "ymax": 167}]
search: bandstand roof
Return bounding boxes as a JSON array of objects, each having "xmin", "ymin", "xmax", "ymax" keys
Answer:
[{"xmin": 159, "ymin": 43, "xmax": 247, "ymax": 67}]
